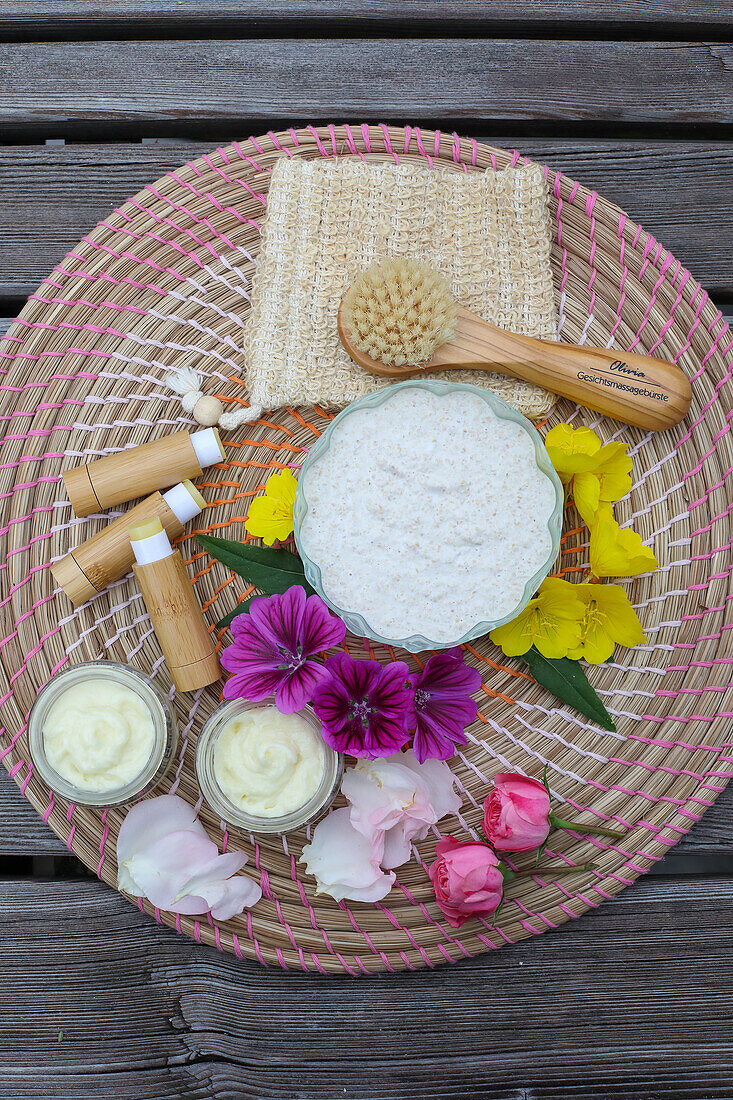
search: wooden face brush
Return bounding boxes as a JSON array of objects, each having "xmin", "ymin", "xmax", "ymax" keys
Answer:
[{"xmin": 338, "ymin": 259, "xmax": 691, "ymax": 431}]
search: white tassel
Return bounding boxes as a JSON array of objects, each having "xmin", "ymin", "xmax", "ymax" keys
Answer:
[
  {"xmin": 166, "ymin": 368, "xmax": 204, "ymax": 415},
  {"xmin": 165, "ymin": 368, "xmax": 262, "ymax": 429}
]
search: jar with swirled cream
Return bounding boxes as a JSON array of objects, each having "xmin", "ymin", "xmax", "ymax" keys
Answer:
[
  {"xmin": 28, "ymin": 662, "xmax": 178, "ymax": 807},
  {"xmin": 196, "ymin": 700, "xmax": 342, "ymax": 833}
]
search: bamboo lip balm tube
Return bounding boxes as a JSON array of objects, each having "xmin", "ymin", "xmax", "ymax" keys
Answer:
[
  {"xmin": 63, "ymin": 427, "xmax": 225, "ymax": 518},
  {"xmin": 130, "ymin": 517, "xmax": 221, "ymax": 693},
  {"xmin": 51, "ymin": 480, "xmax": 206, "ymax": 607}
]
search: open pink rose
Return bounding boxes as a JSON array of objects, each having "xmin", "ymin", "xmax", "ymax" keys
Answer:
[
  {"xmin": 428, "ymin": 836, "xmax": 504, "ymax": 927},
  {"xmin": 483, "ymin": 772, "xmax": 551, "ymax": 853}
]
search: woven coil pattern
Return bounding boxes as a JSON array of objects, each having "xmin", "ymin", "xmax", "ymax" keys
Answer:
[{"xmin": 0, "ymin": 124, "xmax": 731, "ymax": 975}]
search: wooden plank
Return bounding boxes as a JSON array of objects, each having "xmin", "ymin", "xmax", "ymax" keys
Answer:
[
  {"xmin": 1, "ymin": 140, "xmax": 732, "ymax": 299},
  {"xmin": 0, "ymin": 41, "xmax": 731, "ymax": 139},
  {"xmin": 2, "ymin": 875, "xmax": 733, "ymax": 1097},
  {"xmin": 0, "ymin": 1, "xmax": 731, "ymax": 37},
  {"xmin": 0, "ymin": 771, "xmax": 65, "ymax": 855}
]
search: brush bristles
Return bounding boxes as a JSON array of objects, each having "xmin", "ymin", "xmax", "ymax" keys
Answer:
[{"xmin": 342, "ymin": 258, "xmax": 458, "ymax": 367}]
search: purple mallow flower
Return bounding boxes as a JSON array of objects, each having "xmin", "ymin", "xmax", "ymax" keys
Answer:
[
  {"xmin": 313, "ymin": 653, "xmax": 412, "ymax": 759},
  {"xmin": 407, "ymin": 648, "xmax": 481, "ymax": 763},
  {"xmin": 220, "ymin": 586, "xmax": 346, "ymax": 714}
]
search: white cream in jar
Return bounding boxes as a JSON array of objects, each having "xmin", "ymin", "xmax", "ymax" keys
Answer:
[
  {"xmin": 298, "ymin": 385, "xmax": 560, "ymax": 644},
  {"xmin": 213, "ymin": 705, "xmax": 327, "ymax": 818},
  {"xmin": 42, "ymin": 679, "xmax": 156, "ymax": 793}
]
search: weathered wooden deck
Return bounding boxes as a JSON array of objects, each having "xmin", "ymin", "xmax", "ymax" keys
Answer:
[{"xmin": 0, "ymin": 5, "xmax": 732, "ymax": 1097}]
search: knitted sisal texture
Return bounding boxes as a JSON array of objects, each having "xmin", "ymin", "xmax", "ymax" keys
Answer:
[{"xmin": 244, "ymin": 158, "xmax": 558, "ymax": 419}]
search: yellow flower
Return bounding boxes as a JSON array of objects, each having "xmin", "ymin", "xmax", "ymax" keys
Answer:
[
  {"xmin": 544, "ymin": 424, "xmax": 602, "ymax": 485},
  {"xmin": 244, "ymin": 467, "xmax": 297, "ymax": 546},
  {"xmin": 589, "ymin": 504, "xmax": 659, "ymax": 578},
  {"xmin": 573, "ymin": 441, "xmax": 633, "ymax": 527},
  {"xmin": 567, "ymin": 583, "xmax": 646, "ymax": 664},
  {"xmin": 490, "ymin": 576, "xmax": 586, "ymax": 659}
]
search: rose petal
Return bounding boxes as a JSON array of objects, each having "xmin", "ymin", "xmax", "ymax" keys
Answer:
[
  {"xmin": 343, "ymin": 759, "xmax": 432, "ymax": 838},
  {"xmin": 400, "ymin": 750, "xmax": 462, "ymax": 822},
  {"xmin": 300, "ymin": 807, "xmax": 394, "ymax": 902},
  {"xmin": 124, "ymin": 829, "xmax": 219, "ymax": 909},
  {"xmin": 382, "ymin": 823, "xmax": 416, "ymax": 869},
  {"xmin": 180, "ymin": 851, "xmax": 248, "ymax": 898},
  {"xmin": 117, "ymin": 795, "xmax": 204, "ymax": 867},
  {"xmin": 164, "ymin": 893, "xmax": 211, "ymax": 916},
  {"xmin": 209, "ymin": 877, "xmax": 263, "ymax": 921}
]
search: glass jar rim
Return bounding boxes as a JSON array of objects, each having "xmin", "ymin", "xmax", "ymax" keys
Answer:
[
  {"xmin": 27, "ymin": 661, "xmax": 178, "ymax": 807},
  {"xmin": 293, "ymin": 378, "xmax": 564, "ymax": 653},
  {"xmin": 196, "ymin": 699, "xmax": 343, "ymax": 834}
]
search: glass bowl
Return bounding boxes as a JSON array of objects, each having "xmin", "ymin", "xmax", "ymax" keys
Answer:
[
  {"xmin": 28, "ymin": 661, "xmax": 178, "ymax": 807},
  {"xmin": 196, "ymin": 700, "xmax": 343, "ymax": 834},
  {"xmin": 293, "ymin": 379, "xmax": 563, "ymax": 653}
]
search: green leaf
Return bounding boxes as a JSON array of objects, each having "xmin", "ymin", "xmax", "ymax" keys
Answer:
[
  {"xmin": 216, "ymin": 597, "xmax": 253, "ymax": 631},
  {"xmin": 198, "ymin": 535, "xmax": 317, "ymax": 630},
  {"xmin": 197, "ymin": 534, "xmax": 316, "ymax": 596},
  {"xmin": 520, "ymin": 646, "xmax": 616, "ymax": 731}
]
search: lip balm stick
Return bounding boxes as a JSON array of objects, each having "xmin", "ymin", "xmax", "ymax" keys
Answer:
[
  {"xmin": 51, "ymin": 481, "xmax": 206, "ymax": 607},
  {"xmin": 63, "ymin": 427, "xmax": 225, "ymax": 517},
  {"xmin": 130, "ymin": 517, "xmax": 221, "ymax": 693}
]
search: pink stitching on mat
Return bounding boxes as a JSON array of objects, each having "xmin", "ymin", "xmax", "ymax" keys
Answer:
[
  {"xmin": 553, "ymin": 174, "xmax": 571, "ymax": 295},
  {"xmin": 327, "ymin": 124, "xmax": 339, "ymax": 156},
  {"xmin": 379, "ymin": 124, "xmax": 399, "ymax": 164},
  {"xmin": 610, "ymin": 212, "xmax": 632, "ymax": 341},
  {"xmin": 203, "ymin": 150, "xmax": 266, "ymax": 205},
  {"xmin": 126, "ymin": 191, "xmax": 238, "ymax": 252},
  {"xmin": 342, "ymin": 124, "xmax": 366, "ymax": 162},
  {"xmin": 413, "ymin": 127, "xmax": 433, "ymax": 167},
  {"xmin": 97, "ymin": 808, "xmax": 110, "ymax": 877},
  {"xmin": 628, "ymin": 252, "xmax": 675, "ymax": 352},
  {"xmin": 306, "ymin": 125, "xmax": 329, "ymax": 158},
  {"xmin": 245, "ymin": 912, "xmax": 268, "ymax": 967}
]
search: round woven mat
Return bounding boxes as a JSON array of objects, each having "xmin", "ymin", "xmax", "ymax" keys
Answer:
[{"xmin": 1, "ymin": 124, "xmax": 732, "ymax": 975}]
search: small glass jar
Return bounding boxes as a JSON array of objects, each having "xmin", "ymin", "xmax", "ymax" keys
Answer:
[
  {"xmin": 196, "ymin": 699, "xmax": 343, "ymax": 834},
  {"xmin": 28, "ymin": 662, "xmax": 178, "ymax": 807}
]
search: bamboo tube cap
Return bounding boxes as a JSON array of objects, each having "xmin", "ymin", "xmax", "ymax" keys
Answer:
[
  {"xmin": 170, "ymin": 650, "xmax": 222, "ymax": 693},
  {"xmin": 62, "ymin": 465, "xmax": 101, "ymax": 518},
  {"xmin": 50, "ymin": 552, "xmax": 97, "ymax": 607}
]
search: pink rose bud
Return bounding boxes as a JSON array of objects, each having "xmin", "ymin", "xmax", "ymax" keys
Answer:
[
  {"xmin": 483, "ymin": 772, "xmax": 551, "ymax": 853},
  {"xmin": 428, "ymin": 836, "xmax": 504, "ymax": 927}
]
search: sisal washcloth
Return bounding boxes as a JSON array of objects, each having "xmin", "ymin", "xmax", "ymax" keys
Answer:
[{"xmin": 244, "ymin": 158, "xmax": 558, "ymax": 419}]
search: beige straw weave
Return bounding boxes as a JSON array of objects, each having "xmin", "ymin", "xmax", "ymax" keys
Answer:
[
  {"xmin": 245, "ymin": 156, "xmax": 557, "ymax": 419},
  {"xmin": 0, "ymin": 125, "xmax": 731, "ymax": 975}
]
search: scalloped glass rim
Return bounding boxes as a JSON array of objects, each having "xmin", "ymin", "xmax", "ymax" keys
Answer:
[{"xmin": 293, "ymin": 379, "xmax": 564, "ymax": 654}]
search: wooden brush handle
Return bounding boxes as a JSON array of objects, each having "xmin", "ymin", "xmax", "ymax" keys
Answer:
[{"xmin": 430, "ymin": 307, "xmax": 692, "ymax": 431}]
